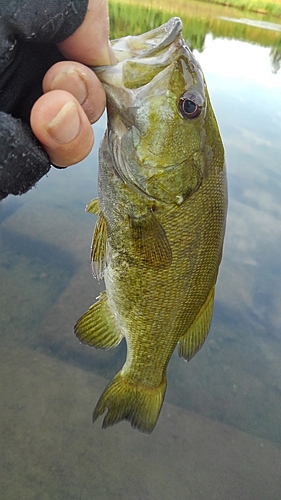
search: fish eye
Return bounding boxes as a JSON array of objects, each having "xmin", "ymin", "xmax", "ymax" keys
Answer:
[{"xmin": 178, "ymin": 97, "xmax": 201, "ymax": 119}]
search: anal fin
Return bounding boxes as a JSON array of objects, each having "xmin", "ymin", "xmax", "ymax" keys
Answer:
[
  {"xmin": 74, "ymin": 291, "xmax": 122, "ymax": 349},
  {"xmin": 178, "ymin": 286, "xmax": 215, "ymax": 361}
]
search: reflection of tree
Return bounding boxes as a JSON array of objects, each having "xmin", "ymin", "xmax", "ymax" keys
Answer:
[
  {"xmin": 185, "ymin": 33, "xmax": 206, "ymax": 52},
  {"xmin": 109, "ymin": 2, "xmax": 209, "ymax": 52},
  {"xmin": 270, "ymin": 43, "xmax": 281, "ymax": 74},
  {"xmin": 109, "ymin": 1, "xmax": 281, "ymax": 71}
]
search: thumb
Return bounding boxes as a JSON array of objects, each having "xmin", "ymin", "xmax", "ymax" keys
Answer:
[{"xmin": 58, "ymin": 0, "xmax": 116, "ymax": 65}]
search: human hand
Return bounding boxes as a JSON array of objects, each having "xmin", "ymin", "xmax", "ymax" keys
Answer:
[
  {"xmin": 0, "ymin": 0, "xmax": 114, "ymax": 199},
  {"xmin": 31, "ymin": 0, "xmax": 115, "ymax": 168}
]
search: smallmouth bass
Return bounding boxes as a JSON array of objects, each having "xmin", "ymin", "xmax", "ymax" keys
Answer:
[{"xmin": 75, "ymin": 18, "xmax": 227, "ymax": 433}]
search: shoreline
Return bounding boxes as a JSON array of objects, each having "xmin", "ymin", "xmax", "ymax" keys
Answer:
[
  {"xmin": 109, "ymin": 0, "xmax": 281, "ymax": 19},
  {"xmin": 198, "ymin": 0, "xmax": 281, "ymax": 17}
]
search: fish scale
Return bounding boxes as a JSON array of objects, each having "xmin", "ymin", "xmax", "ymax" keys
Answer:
[{"xmin": 75, "ymin": 18, "xmax": 227, "ymax": 433}]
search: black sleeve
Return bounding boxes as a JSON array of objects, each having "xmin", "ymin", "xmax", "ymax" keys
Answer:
[{"xmin": 0, "ymin": 0, "xmax": 89, "ymax": 199}]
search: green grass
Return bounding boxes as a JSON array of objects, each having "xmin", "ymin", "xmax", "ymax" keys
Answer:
[
  {"xmin": 201, "ymin": 0, "xmax": 281, "ymax": 16},
  {"xmin": 109, "ymin": 0, "xmax": 281, "ymax": 52},
  {"xmin": 110, "ymin": 0, "xmax": 281, "ymax": 18}
]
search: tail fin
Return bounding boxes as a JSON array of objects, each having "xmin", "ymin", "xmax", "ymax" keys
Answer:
[{"xmin": 93, "ymin": 371, "xmax": 166, "ymax": 434}]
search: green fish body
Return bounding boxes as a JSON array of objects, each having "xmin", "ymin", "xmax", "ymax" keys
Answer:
[{"xmin": 75, "ymin": 18, "xmax": 227, "ymax": 433}]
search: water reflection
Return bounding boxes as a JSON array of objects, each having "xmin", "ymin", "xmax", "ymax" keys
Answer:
[
  {"xmin": 1, "ymin": 4, "xmax": 281, "ymax": 499},
  {"xmin": 186, "ymin": 32, "xmax": 281, "ymax": 444},
  {"xmin": 110, "ymin": 0, "xmax": 281, "ymax": 69},
  {"xmin": 198, "ymin": 34, "xmax": 281, "ymax": 83},
  {"xmin": 218, "ymin": 16, "xmax": 281, "ymax": 33}
]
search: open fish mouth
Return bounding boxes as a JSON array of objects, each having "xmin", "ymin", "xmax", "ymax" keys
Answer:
[
  {"xmin": 94, "ymin": 17, "xmax": 182, "ymax": 67},
  {"xmin": 92, "ymin": 18, "xmax": 187, "ymax": 89},
  {"xmin": 110, "ymin": 17, "xmax": 183, "ymax": 61}
]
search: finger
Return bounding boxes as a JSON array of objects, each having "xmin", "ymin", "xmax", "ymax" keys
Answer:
[
  {"xmin": 58, "ymin": 0, "xmax": 116, "ymax": 65},
  {"xmin": 42, "ymin": 61, "xmax": 106, "ymax": 123},
  {"xmin": 30, "ymin": 90, "xmax": 94, "ymax": 167}
]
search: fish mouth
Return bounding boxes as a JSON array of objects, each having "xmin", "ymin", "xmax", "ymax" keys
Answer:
[
  {"xmin": 110, "ymin": 17, "xmax": 182, "ymax": 62},
  {"xmin": 94, "ymin": 17, "xmax": 182, "ymax": 69},
  {"xmin": 92, "ymin": 17, "xmax": 187, "ymax": 90}
]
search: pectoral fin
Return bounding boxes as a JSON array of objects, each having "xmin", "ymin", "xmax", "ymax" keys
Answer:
[
  {"xmin": 90, "ymin": 211, "xmax": 107, "ymax": 280},
  {"xmin": 75, "ymin": 291, "xmax": 123, "ymax": 349},
  {"xmin": 178, "ymin": 287, "xmax": 215, "ymax": 361},
  {"xmin": 129, "ymin": 210, "xmax": 172, "ymax": 269}
]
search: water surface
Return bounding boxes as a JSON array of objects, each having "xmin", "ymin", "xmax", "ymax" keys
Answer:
[{"xmin": 1, "ymin": 2, "xmax": 281, "ymax": 499}]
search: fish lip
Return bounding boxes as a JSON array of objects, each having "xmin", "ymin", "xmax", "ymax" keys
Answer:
[
  {"xmin": 92, "ymin": 17, "xmax": 183, "ymax": 73},
  {"xmin": 113, "ymin": 17, "xmax": 183, "ymax": 61},
  {"xmin": 92, "ymin": 18, "xmax": 188, "ymax": 93}
]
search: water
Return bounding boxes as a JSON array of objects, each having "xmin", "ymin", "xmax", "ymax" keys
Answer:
[{"xmin": 1, "ymin": 2, "xmax": 281, "ymax": 499}]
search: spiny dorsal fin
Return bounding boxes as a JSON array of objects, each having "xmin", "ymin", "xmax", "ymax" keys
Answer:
[
  {"xmin": 129, "ymin": 210, "xmax": 172, "ymax": 269},
  {"xmin": 91, "ymin": 211, "xmax": 107, "ymax": 280},
  {"xmin": 74, "ymin": 291, "xmax": 122, "ymax": 349},
  {"xmin": 86, "ymin": 198, "xmax": 99, "ymax": 214},
  {"xmin": 178, "ymin": 286, "xmax": 215, "ymax": 361}
]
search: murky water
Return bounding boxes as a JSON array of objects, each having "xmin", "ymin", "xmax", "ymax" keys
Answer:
[{"xmin": 1, "ymin": 2, "xmax": 281, "ymax": 499}]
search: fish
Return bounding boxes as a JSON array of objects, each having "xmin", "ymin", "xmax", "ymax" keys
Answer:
[{"xmin": 75, "ymin": 18, "xmax": 227, "ymax": 434}]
